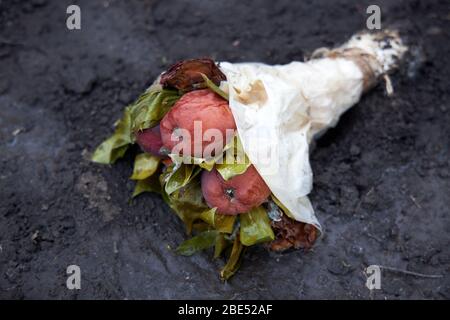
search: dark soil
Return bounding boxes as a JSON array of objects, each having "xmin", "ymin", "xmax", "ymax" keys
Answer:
[{"xmin": 0, "ymin": 0, "xmax": 449, "ymax": 299}]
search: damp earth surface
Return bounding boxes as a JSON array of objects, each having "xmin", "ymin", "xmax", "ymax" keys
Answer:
[{"xmin": 0, "ymin": 0, "xmax": 449, "ymax": 299}]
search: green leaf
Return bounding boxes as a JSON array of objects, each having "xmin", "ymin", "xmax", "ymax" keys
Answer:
[
  {"xmin": 240, "ymin": 206, "xmax": 275, "ymax": 246},
  {"xmin": 197, "ymin": 159, "xmax": 216, "ymax": 171},
  {"xmin": 170, "ymin": 154, "xmax": 217, "ymax": 172},
  {"xmin": 164, "ymin": 164, "xmax": 201, "ymax": 195},
  {"xmin": 130, "ymin": 153, "xmax": 160, "ymax": 180},
  {"xmin": 216, "ymin": 135, "xmax": 251, "ymax": 180},
  {"xmin": 199, "ymin": 208, "xmax": 236, "ymax": 234},
  {"xmin": 191, "ymin": 221, "xmax": 211, "ymax": 233},
  {"xmin": 175, "ymin": 230, "xmax": 219, "ymax": 256},
  {"xmin": 199, "ymin": 207, "xmax": 216, "ymax": 226},
  {"xmin": 168, "ymin": 133, "xmax": 237, "ymax": 173},
  {"xmin": 216, "ymin": 161, "xmax": 250, "ymax": 181},
  {"xmin": 132, "ymin": 174, "xmax": 162, "ymax": 198},
  {"xmin": 130, "ymin": 88, "xmax": 180, "ymax": 132},
  {"xmin": 215, "ymin": 215, "xmax": 236, "ymax": 234},
  {"xmin": 91, "ymin": 106, "xmax": 133, "ymax": 164},
  {"xmin": 161, "ymin": 175, "xmax": 236, "ymax": 235},
  {"xmin": 200, "ymin": 73, "xmax": 229, "ymax": 100},
  {"xmin": 91, "ymin": 88, "xmax": 179, "ymax": 165},
  {"xmin": 220, "ymin": 235, "xmax": 246, "ymax": 281},
  {"xmin": 214, "ymin": 233, "xmax": 231, "ymax": 259},
  {"xmin": 163, "ymin": 179, "xmax": 209, "ymax": 234}
]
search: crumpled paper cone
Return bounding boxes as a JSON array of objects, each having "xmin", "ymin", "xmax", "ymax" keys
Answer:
[{"xmin": 220, "ymin": 30, "xmax": 407, "ymax": 232}]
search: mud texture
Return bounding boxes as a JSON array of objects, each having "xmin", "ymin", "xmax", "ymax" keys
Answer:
[{"xmin": 0, "ymin": 0, "xmax": 449, "ymax": 299}]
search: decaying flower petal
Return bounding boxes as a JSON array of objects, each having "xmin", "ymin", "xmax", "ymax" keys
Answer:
[
  {"xmin": 160, "ymin": 58, "xmax": 226, "ymax": 91},
  {"xmin": 268, "ymin": 214, "xmax": 318, "ymax": 251}
]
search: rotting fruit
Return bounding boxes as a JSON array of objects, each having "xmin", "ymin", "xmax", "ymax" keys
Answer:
[
  {"xmin": 160, "ymin": 89, "xmax": 236, "ymax": 158},
  {"xmin": 201, "ymin": 165, "xmax": 271, "ymax": 215}
]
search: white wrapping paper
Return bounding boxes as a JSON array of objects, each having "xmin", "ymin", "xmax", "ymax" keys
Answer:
[
  {"xmin": 219, "ymin": 31, "xmax": 407, "ymax": 232},
  {"xmin": 220, "ymin": 59, "xmax": 364, "ymax": 231}
]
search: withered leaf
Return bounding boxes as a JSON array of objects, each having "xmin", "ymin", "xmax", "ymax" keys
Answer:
[
  {"xmin": 160, "ymin": 58, "xmax": 226, "ymax": 91},
  {"xmin": 269, "ymin": 214, "xmax": 318, "ymax": 252}
]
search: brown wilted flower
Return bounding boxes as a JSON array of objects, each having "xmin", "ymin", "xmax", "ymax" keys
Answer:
[
  {"xmin": 160, "ymin": 58, "xmax": 226, "ymax": 91},
  {"xmin": 268, "ymin": 214, "xmax": 318, "ymax": 251}
]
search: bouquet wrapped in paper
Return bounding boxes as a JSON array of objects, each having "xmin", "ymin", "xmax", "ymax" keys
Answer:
[{"xmin": 92, "ymin": 30, "xmax": 407, "ymax": 280}]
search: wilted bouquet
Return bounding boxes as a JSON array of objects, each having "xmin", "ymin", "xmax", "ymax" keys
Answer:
[{"xmin": 92, "ymin": 30, "xmax": 407, "ymax": 280}]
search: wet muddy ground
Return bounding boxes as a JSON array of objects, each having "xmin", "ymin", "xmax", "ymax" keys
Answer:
[{"xmin": 0, "ymin": 0, "xmax": 449, "ymax": 299}]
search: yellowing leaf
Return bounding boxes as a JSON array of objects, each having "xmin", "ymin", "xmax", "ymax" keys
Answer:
[
  {"xmin": 132, "ymin": 174, "xmax": 162, "ymax": 198},
  {"xmin": 170, "ymin": 154, "xmax": 217, "ymax": 172},
  {"xmin": 164, "ymin": 164, "xmax": 200, "ymax": 195},
  {"xmin": 220, "ymin": 235, "xmax": 246, "ymax": 281},
  {"xmin": 130, "ymin": 153, "xmax": 160, "ymax": 180},
  {"xmin": 91, "ymin": 106, "xmax": 133, "ymax": 164},
  {"xmin": 214, "ymin": 214, "xmax": 236, "ymax": 234},
  {"xmin": 199, "ymin": 207, "xmax": 216, "ymax": 226},
  {"xmin": 198, "ymin": 159, "xmax": 216, "ymax": 171},
  {"xmin": 91, "ymin": 88, "xmax": 180, "ymax": 165},
  {"xmin": 130, "ymin": 89, "xmax": 180, "ymax": 132},
  {"xmin": 175, "ymin": 230, "xmax": 218, "ymax": 256},
  {"xmin": 216, "ymin": 161, "xmax": 250, "ymax": 181},
  {"xmin": 199, "ymin": 208, "xmax": 236, "ymax": 234},
  {"xmin": 271, "ymin": 194, "xmax": 296, "ymax": 220},
  {"xmin": 214, "ymin": 233, "xmax": 231, "ymax": 259},
  {"xmin": 162, "ymin": 180, "xmax": 208, "ymax": 234},
  {"xmin": 240, "ymin": 206, "xmax": 275, "ymax": 246},
  {"xmin": 200, "ymin": 73, "xmax": 229, "ymax": 100},
  {"xmin": 216, "ymin": 135, "xmax": 250, "ymax": 180}
]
